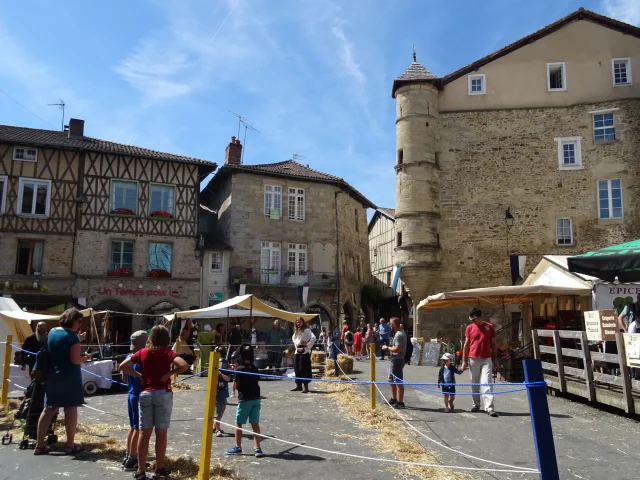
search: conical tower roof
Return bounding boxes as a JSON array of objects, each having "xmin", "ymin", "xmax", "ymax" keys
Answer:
[{"xmin": 392, "ymin": 49, "xmax": 439, "ymax": 97}]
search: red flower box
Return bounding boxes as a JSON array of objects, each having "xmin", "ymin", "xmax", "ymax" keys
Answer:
[
  {"xmin": 107, "ymin": 268, "xmax": 133, "ymax": 277},
  {"xmin": 112, "ymin": 208, "xmax": 135, "ymax": 215},
  {"xmin": 150, "ymin": 210, "xmax": 173, "ymax": 219},
  {"xmin": 148, "ymin": 269, "xmax": 172, "ymax": 278}
]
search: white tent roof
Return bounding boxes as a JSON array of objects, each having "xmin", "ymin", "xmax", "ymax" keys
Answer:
[
  {"xmin": 169, "ymin": 308, "xmax": 275, "ymax": 320},
  {"xmin": 173, "ymin": 294, "xmax": 318, "ymax": 323}
]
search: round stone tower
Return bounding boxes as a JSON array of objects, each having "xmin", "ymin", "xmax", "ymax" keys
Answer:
[{"xmin": 392, "ymin": 50, "xmax": 442, "ymax": 311}]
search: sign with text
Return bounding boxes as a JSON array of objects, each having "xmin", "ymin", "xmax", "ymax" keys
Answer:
[
  {"xmin": 584, "ymin": 310, "xmax": 618, "ymax": 342},
  {"xmin": 594, "ymin": 284, "xmax": 640, "ymax": 311},
  {"xmin": 421, "ymin": 342, "xmax": 442, "ymax": 367},
  {"xmin": 623, "ymin": 333, "xmax": 640, "ymax": 368},
  {"xmin": 97, "ymin": 287, "xmax": 177, "ymax": 298}
]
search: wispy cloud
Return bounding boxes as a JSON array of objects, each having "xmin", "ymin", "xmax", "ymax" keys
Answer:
[{"xmin": 602, "ymin": 0, "xmax": 640, "ymax": 25}]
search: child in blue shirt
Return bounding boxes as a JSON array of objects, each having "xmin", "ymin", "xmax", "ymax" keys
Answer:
[
  {"xmin": 214, "ymin": 359, "xmax": 232, "ymax": 437},
  {"xmin": 437, "ymin": 353, "xmax": 463, "ymax": 413},
  {"xmin": 122, "ymin": 331, "xmax": 148, "ymax": 471}
]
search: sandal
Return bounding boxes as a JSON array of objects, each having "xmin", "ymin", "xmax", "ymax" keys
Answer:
[
  {"xmin": 152, "ymin": 466, "xmax": 171, "ymax": 479},
  {"xmin": 34, "ymin": 446, "xmax": 51, "ymax": 455},
  {"xmin": 133, "ymin": 471, "xmax": 147, "ymax": 480},
  {"xmin": 64, "ymin": 444, "xmax": 85, "ymax": 455}
]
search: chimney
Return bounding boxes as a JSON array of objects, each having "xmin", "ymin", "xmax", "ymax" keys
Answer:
[
  {"xmin": 225, "ymin": 136, "xmax": 242, "ymax": 165},
  {"xmin": 67, "ymin": 118, "xmax": 85, "ymax": 138}
]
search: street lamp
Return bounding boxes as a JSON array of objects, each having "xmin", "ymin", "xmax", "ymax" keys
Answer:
[{"xmin": 505, "ymin": 207, "xmax": 514, "ymax": 230}]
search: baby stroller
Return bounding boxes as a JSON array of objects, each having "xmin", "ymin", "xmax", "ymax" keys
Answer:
[{"xmin": 10, "ymin": 378, "xmax": 58, "ymax": 449}]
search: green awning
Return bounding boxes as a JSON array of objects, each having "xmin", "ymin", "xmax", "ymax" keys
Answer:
[{"xmin": 567, "ymin": 239, "xmax": 640, "ymax": 282}]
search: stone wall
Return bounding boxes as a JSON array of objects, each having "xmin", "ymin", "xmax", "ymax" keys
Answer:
[
  {"xmin": 0, "ymin": 233, "xmax": 74, "ymax": 277},
  {"xmin": 416, "ymin": 99, "xmax": 640, "ymax": 340}
]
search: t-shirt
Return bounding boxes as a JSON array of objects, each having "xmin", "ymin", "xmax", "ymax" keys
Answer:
[
  {"xmin": 465, "ymin": 321, "xmax": 496, "ymax": 359},
  {"xmin": 341, "ymin": 325, "xmax": 349, "ymax": 340},
  {"xmin": 629, "ymin": 321, "xmax": 640, "ymax": 334},
  {"xmin": 131, "ymin": 347, "xmax": 178, "ymax": 392},
  {"xmin": 353, "ymin": 332, "xmax": 362, "ymax": 345},
  {"xmin": 390, "ymin": 330, "xmax": 407, "ymax": 360},
  {"xmin": 125, "ymin": 353, "xmax": 142, "ymax": 395},
  {"xmin": 216, "ymin": 377, "xmax": 229, "ymax": 401},
  {"xmin": 379, "ymin": 324, "xmax": 392, "ymax": 341},
  {"xmin": 331, "ymin": 329, "xmax": 341, "ymax": 344},
  {"xmin": 235, "ymin": 364, "xmax": 260, "ymax": 402}
]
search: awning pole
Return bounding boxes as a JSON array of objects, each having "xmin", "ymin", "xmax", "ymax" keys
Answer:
[{"xmin": 90, "ymin": 310, "xmax": 103, "ymax": 359}]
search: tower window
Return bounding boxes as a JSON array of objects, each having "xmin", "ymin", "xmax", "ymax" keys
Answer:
[
  {"xmin": 547, "ymin": 62, "xmax": 566, "ymax": 91},
  {"xmin": 397, "ymin": 149, "xmax": 403, "ymax": 165},
  {"xmin": 355, "ymin": 208, "xmax": 359, "ymax": 232},
  {"xmin": 397, "ymin": 232, "xmax": 402, "ymax": 247}
]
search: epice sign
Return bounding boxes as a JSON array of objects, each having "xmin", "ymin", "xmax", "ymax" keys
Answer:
[{"xmin": 584, "ymin": 309, "xmax": 618, "ymax": 342}]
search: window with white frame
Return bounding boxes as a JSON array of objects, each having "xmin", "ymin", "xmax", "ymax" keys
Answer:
[
  {"xmin": 288, "ymin": 188, "xmax": 305, "ymax": 220},
  {"xmin": 598, "ymin": 179, "xmax": 623, "ymax": 219},
  {"xmin": 556, "ymin": 218, "xmax": 573, "ymax": 246},
  {"xmin": 264, "ymin": 185, "xmax": 282, "ymax": 219},
  {"xmin": 0, "ymin": 176, "xmax": 7, "ymax": 214},
  {"xmin": 555, "ymin": 137, "xmax": 582, "ymax": 169},
  {"xmin": 111, "ymin": 180, "xmax": 138, "ymax": 215},
  {"xmin": 593, "ymin": 112, "xmax": 615, "ymax": 143},
  {"xmin": 468, "ymin": 74, "xmax": 486, "ymax": 95},
  {"xmin": 149, "ymin": 183, "xmax": 175, "ymax": 217},
  {"xmin": 547, "ymin": 62, "xmax": 566, "ymax": 91},
  {"xmin": 18, "ymin": 178, "xmax": 51, "ymax": 216},
  {"xmin": 110, "ymin": 241, "xmax": 134, "ymax": 270},
  {"xmin": 612, "ymin": 58, "xmax": 632, "ymax": 86},
  {"xmin": 210, "ymin": 252, "xmax": 222, "ymax": 272},
  {"xmin": 13, "ymin": 146, "xmax": 38, "ymax": 162},
  {"xmin": 288, "ymin": 243, "xmax": 307, "ymax": 274}
]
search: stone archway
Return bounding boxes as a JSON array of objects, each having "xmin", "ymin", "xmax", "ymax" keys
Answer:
[
  {"xmin": 260, "ymin": 295, "xmax": 291, "ymax": 312},
  {"xmin": 305, "ymin": 303, "xmax": 333, "ymax": 336},
  {"xmin": 342, "ymin": 300, "xmax": 357, "ymax": 329},
  {"xmin": 143, "ymin": 301, "xmax": 183, "ymax": 340},
  {"xmin": 94, "ymin": 299, "xmax": 132, "ymax": 353}
]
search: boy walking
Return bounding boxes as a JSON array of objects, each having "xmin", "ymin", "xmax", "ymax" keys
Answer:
[
  {"xmin": 226, "ymin": 344, "xmax": 264, "ymax": 458},
  {"xmin": 122, "ymin": 331, "xmax": 147, "ymax": 471},
  {"xmin": 214, "ymin": 359, "xmax": 232, "ymax": 437},
  {"xmin": 437, "ymin": 353, "xmax": 463, "ymax": 412},
  {"xmin": 120, "ymin": 326, "xmax": 189, "ymax": 479}
]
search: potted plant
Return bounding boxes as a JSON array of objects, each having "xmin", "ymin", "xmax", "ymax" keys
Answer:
[
  {"xmin": 112, "ymin": 207, "xmax": 135, "ymax": 215},
  {"xmin": 108, "ymin": 267, "xmax": 134, "ymax": 277},
  {"xmin": 148, "ymin": 268, "xmax": 172, "ymax": 278},
  {"xmin": 150, "ymin": 210, "xmax": 173, "ymax": 219}
]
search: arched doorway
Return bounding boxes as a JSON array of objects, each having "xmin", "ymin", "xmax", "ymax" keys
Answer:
[
  {"xmin": 342, "ymin": 300, "xmax": 356, "ymax": 329},
  {"xmin": 94, "ymin": 300, "xmax": 131, "ymax": 354},
  {"xmin": 305, "ymin": 304, "xmax": 331, "ymax": 337},
  {"xmin": 144, "ymin": 301, "xmax": 181, "ymax": 340}
]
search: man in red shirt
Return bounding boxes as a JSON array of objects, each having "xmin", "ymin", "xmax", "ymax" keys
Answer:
[{"xmin": 461, "ymin": 308, "xmax": 499, "ymax": 417}]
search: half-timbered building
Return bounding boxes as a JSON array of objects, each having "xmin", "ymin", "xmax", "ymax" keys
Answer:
[{"xmin": 0, "ymin": 119, "xmax": 216, "ymax": 338}]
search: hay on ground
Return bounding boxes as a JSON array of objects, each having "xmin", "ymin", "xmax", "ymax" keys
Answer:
[{"xmin": 310, "ymin": 350, "xmax": 325, "ymax": 365}]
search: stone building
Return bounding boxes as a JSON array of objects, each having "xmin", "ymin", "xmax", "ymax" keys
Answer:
[
  {"xmin": 0, "ymin": 119, "xmax": 215, "ymax": 340},
  {"xmin": 201, "ymin": 137, "xmax": 375, "ymax": 333},
  {"xmin": 368, "ymin": 208, "xmax": 398, "ymax": 293},
  {"xmin": 393, "ymin": 8, "xmax": 640, "ymax": 340}
]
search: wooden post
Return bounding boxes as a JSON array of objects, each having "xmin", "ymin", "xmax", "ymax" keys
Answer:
[
  {"xmin": 369, "ymin": 343, "xmax": 376, "ymax": 410},
  {"xmin": 552, "ymin": 330, "xmax": 565, "ymax": 393},
  {"xmin": 579, "ymin": 331, "xmax": 596, "ymax": 402},
  {"xmin": 532, "ymin": 329, "xmax": 540, "ymax": 359},
  {"xmin": 197, "ymin": 350, "xmax": 220, "ymax": 480},
  {"xmin": 616, "ymin": 333, "xmax": 634, "ymax": 414},
  {"xmin": 1, "ymin": 335, "xmax": 12, "ymax": 405}
]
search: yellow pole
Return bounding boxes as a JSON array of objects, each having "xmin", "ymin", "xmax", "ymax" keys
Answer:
[
  {"xmin": 173, "ymin": 338, "xmax": 181, "ymax": 382},
  {"xmin": 370, "ymin": 343, "xmax": 376, "ymax": 410},
  {"xmin": 1, "ymin": 335, "xmax": 13, "ymax": 405},
  {"xmin": 198, "ymin": 350, "xmax": 220, "ymax": 480}
]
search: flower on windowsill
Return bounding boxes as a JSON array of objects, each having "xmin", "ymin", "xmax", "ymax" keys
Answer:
[
  {"xmin": 150, "ymin": 210, "xmax": 173, "ymax": 219},
  {"xmin": 107, "ymin": 268, "xmax": 133, "ymax": 277},
  {"xmin": 112, "ymin": 208, "xmax": 135, "ymax": 215},
  {"xmin": 299, "ymin": 271, "xmax": 307, "ymax": 276},
  {"xmin": 148, "ymin": 268, "xmax": 172, "ymax": 278}
]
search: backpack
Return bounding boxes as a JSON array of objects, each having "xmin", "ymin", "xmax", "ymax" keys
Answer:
[
  {"xmin": 404, "ymin": 339, "xmax": 414, "ymax": 365},
  {"xmin": 345, "ymin": 331, "xmax": 354, "ymax": 343}
]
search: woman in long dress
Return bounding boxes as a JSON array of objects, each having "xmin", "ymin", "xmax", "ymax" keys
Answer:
[{"xmin": 291, "ymin": 317, "xmax": 316, "ymax": 393}]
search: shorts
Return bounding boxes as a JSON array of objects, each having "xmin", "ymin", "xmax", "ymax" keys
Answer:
[
  {"xmin": 127, "ymin": 393, "xmax": 140, "ymax": 429},
  {"xmin": 235, "ymin": 398, "xmax": 261, "ymax": 425},
  {"xmin": 139, "ymin": 390, "xmax": 173, "ymax": 430},
  {"xmin": 388, "ymin": 358, "xmax": 405, "ymax": 383},
  {"xmin": 215, "ymin": 398, "xmax": 227, "ymax": 418},
  {"xmin": 442, "ymin": 385, "xmax": 456, "ymax": 395},
  {"xmin": 353, "ymin": 343, "xmax": 362, "ymax": 351}
]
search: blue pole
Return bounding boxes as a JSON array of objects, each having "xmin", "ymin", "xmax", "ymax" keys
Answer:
[
  {"xmin": 523, "ymin": 359, "xmax": 559, "ymax": 480},
  {"xmin": 332, "ymin": 343, "xmax": 339, "ymax": 377}
]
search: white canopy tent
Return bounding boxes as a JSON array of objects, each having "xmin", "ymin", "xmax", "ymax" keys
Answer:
[{"xmin": 170, "ymin": 294, "xmax": 318, "ymax": 324}]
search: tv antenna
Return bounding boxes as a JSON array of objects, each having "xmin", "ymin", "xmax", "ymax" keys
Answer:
[
  {"xmin": 292, "ymin": 154, "xmax": 306, "ymax": 162},
  {"xmin": 48, "ymin": 99, "xmax": 65, "ymax": 131},
  {"xmin": 229, "ymin": 110, "xmax": 260, "ymax": 164}
]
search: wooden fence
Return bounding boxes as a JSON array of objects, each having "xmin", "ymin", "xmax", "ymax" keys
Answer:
[{"xmin": 533, "ymin": 329, "xmax": 640, "ymax": 414}]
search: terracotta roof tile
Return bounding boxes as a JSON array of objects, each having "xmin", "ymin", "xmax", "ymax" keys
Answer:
[
  {"xmin": 0, "ymin": 125, "xmax": 214, "ymax": 166},
  {"xmin": 396, "ymin": 61, "xmax": 438, "ymax": 82}
]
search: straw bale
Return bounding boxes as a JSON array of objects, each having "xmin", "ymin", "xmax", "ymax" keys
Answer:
[
  {"xmin": 310, "ymin": 350, "xmax": 326, "ymax": 365},
  {"xmin": 337, "ymin": 354, "xmax": 353, "ymax": 374}
]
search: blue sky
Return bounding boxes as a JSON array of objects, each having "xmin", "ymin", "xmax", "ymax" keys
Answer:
[{"xmin": 1, "ymin": 0, "xmax": 638, "ymax": 211}]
